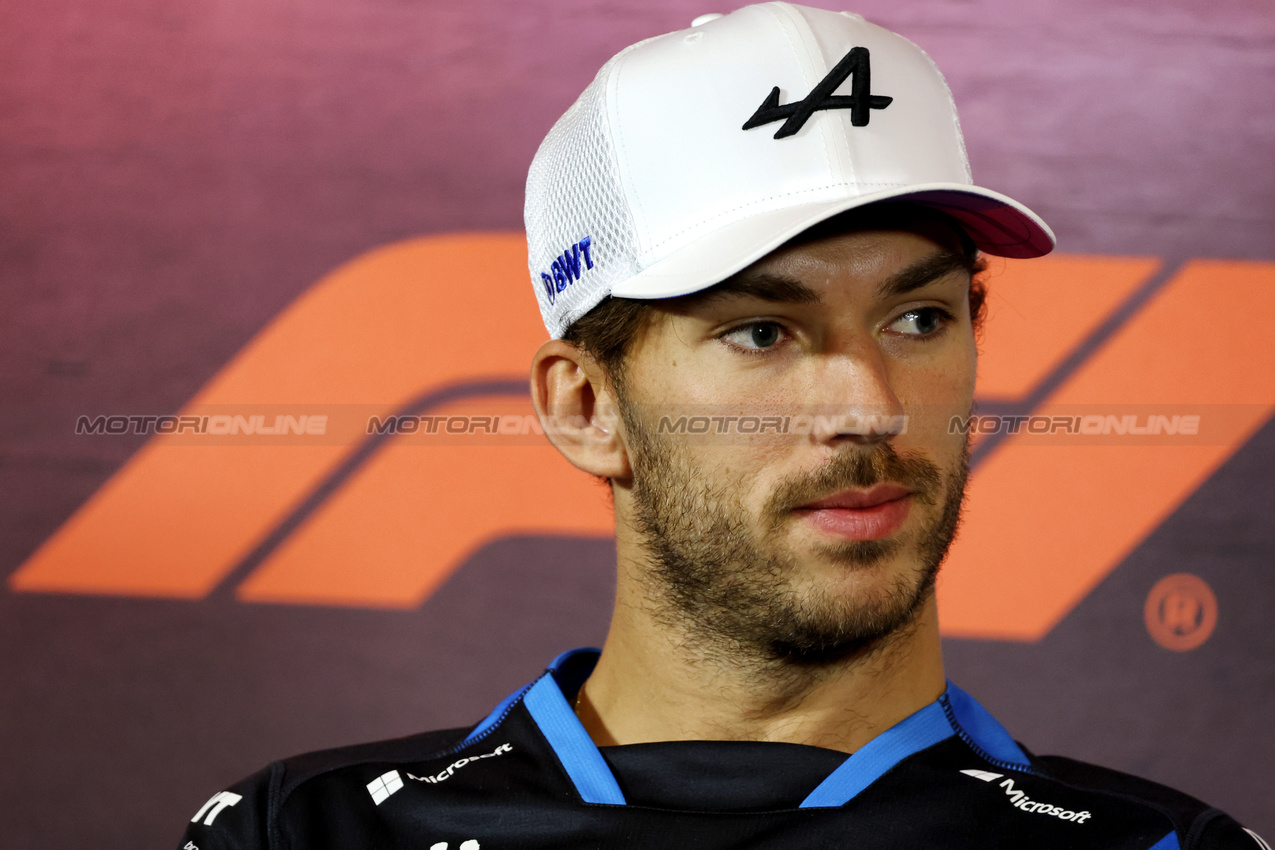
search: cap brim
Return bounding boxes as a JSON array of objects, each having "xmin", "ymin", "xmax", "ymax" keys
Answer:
[{"xmin": 610, "ymin": 183, "xmax": 1055, "ymax": 300}]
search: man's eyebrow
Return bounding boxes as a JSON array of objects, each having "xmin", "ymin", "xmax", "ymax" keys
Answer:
[
  {"xmin": 683, "ymin": 250, "xmax": 974, "ymax": 309},
  {"xmin": 876, "ymin": 250, "xmax": 976, "ymax": 299},
  {"xmin": 690, "ymin": 271, "xmax": 822, "ymax": 306}
]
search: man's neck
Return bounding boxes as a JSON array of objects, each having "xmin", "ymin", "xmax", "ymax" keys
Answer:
[{"xmin": 574, "ymin": 566, "xmax": 947, "ymax": 755}]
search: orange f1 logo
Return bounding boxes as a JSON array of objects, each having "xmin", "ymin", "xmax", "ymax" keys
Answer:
[{"xmin": 9, "ymin": 234, "xmax": 1275, "ymax": 642}]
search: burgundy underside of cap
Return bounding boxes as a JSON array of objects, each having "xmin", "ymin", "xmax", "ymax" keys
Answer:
[{"xmin": 904, "ymin": 191, "xmax": 1054, "ymax": 259}]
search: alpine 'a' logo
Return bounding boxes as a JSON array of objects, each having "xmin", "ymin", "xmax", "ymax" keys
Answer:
[{"xmin": 742, "ymin": 47, "xmax": 892, "ymax": 138}]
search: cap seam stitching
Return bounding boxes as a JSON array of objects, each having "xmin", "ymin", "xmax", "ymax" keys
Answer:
[
  {"xmin": 610, "ymin": 39, "xmax": 655, "ymax": 262},
  {"xmin": 904, "ymin": 37, "xmax": 971, "ymax": 183},
  {"xmin": 763, "ymin": 4, "xmax": 839, "ymax": 181}
]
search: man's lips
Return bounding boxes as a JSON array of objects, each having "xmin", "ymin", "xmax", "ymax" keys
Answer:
[
  {"xmin": 793, "ymin": 485, "xmax": 913, "ymax": 541},
  {"xmin": 798, "ymin": 484, "xmax": 912, "ymax": 511}
]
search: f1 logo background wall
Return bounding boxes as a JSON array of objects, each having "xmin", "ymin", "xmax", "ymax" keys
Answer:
[{"xmin": 1, "ymin": 1, "xmax": 1272, "ymax": 847}]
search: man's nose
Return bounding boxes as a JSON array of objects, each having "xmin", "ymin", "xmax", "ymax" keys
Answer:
[{"xmin": 810, "ymin": 346, "xmax": 906, "ymax": 446}]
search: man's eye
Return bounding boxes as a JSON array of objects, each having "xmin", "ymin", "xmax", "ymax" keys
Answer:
[
  {"xmin": 722, "ymin": 321, "xmax": 785, "ymax": 350},
  {"xmin": 890, "ymin": 307, "xmax": 949, "ymax": 336}
]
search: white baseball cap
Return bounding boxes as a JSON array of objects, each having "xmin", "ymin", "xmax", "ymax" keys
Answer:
[{"xmin": 525, "ymin": 2, "xmax": 1055, "ymax": 339}]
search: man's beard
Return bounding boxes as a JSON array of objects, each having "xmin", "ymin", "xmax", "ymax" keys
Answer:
[{"xmin": 623, "ymin": 406, "xmax": 970, "ymax": 668}]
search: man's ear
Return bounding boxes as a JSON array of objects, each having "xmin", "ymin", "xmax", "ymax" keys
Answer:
[{"xmin": 531, "ymin": 339, "xmax": 631, "ymax": 482}]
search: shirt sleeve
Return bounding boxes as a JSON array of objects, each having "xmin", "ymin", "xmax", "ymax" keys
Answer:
[
  {"xmin": 1187, "ymin": 809, "xmax": 1272, "ymax": 850},
  {"xmin": 174, "ymin": 764, "xmax": 276, "ymax": 850}
]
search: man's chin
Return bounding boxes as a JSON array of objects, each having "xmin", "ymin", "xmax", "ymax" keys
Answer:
[{"xmin": 767, "ymin": 583, "xmax": 936, "ymax": 664}]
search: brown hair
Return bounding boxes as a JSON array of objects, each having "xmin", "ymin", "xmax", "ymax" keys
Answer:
[{"xmin": 560, "ymin": 295, "xmax": 653, "ymax": 390}]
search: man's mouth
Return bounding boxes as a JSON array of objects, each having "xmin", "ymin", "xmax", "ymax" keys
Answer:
[{"xmin": 792, "ymin": 484, "xmax": 913, "ymax": 541}]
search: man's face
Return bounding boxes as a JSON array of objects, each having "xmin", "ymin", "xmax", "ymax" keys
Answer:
[{"xmin": 612, "ymin": 213, "xmax": 977, "ymax": 664}]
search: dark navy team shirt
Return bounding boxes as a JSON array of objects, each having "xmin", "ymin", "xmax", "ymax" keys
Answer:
[{"xmin": 177, "ymin": 648, "xmax": 1264, "ymax": 849}]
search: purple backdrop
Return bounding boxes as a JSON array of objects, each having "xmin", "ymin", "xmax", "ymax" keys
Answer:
[{"xmin": 1, "ymin": 0, "xmax": 1273, "ymax": 846}]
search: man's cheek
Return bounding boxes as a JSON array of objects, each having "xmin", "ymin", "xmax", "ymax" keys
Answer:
[{"xmin": 895, "ymin": 408, "xmax": 960, "ymax": 455}]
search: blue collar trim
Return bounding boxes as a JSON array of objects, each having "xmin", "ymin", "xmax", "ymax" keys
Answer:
[
  {"xmin": 798, "ymin": 699, "xmax": 954, "ymax": 807},
  {"xmin": 523, "ymin": 650, "xmax": 625, "ymax": 805},
  {"xmin": 462, "ymin": 681, "xmax": 533, "ymax": 748},
  {"xmin": 494, "ymin": 649, "xmax": 1030, "ymax": 809},
  {"xmin": 941, "ymin": 682, "xmax": 1031, "ymax": 768}
]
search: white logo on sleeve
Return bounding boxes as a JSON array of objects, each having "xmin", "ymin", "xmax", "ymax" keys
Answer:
[
  {"xmin": 367, "ymin": 770, "xmax": 405, "ymax": 805},
  {"xmin": 191, "ymin": 791, "xmax": 243, "ymax": 826},
  {"xmin": 1245, "ymin": 828, "xmax": 1271, "ymax": 850},
  {"xmin": 428, "ymin": 842, "xmax": 479, "ymax": 850},
  {"xmin": 961, "ymin": 769, "xmax": 1092, "ymax": 824}
]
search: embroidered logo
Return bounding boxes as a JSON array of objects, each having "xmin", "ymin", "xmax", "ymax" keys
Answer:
[
  {"xmin": 190, "ymin": 790, "xmax": 243, "ymax": 826},
  {"xmin": 408, "ymin": 742, "xmax": 513, "ymax": 785},
  {"xmin": 541, "ymin": 237, "xmax": 594, "ymax": 305},
  {"xmin": 367, "ymin": 770, "xmax": 404, "ymax": 805},
  {"xmin": 960, "ymin": 770, "xmax": 1092, "ymax": 824},
  {"xmin": 743, "ymin": 47, "xmax": 892, "ymax": 138}
]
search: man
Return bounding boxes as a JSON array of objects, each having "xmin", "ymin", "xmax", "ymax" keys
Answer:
[{"xmin": 177, "ymin": 5, "xmax": 1263, "ymax": 848}]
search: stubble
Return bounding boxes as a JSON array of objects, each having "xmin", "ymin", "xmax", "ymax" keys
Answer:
[{"xmin": 624, "ymin": 405, "xmax": 970, "ymax": 671}]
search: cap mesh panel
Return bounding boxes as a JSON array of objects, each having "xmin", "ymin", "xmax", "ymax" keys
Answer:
[{"xmin": 525, "ymin": 57, "xmax": 641, "ymax": 339}]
